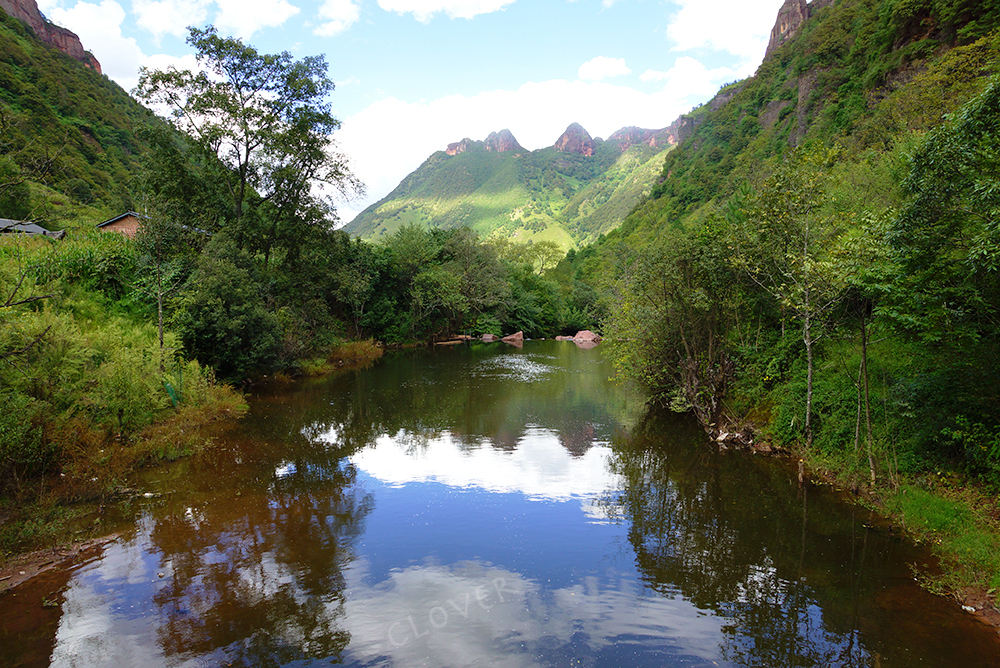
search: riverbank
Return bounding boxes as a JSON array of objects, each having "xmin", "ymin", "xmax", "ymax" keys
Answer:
[
  {"xmin": 0, "ymin": 340, "xmax": 383, "ymax": 571},
  {"xmin": 0, "ymin": 382, "xmax": 246, "ymax": 563},
  {"xmin": 797, "ymin": 447, "xmax": 1000, "ymax": 633}
]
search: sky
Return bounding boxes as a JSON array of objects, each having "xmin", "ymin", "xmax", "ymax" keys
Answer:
[{"xmin": 36, "ymin": 0, "xmax": 785, "ymax": 222}]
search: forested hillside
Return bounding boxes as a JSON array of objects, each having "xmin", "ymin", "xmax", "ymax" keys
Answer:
[
  {"xmin": 0, "ymin": 8, "xmax": 161, "ymax": 225},
  {"xmin": 345, "ymin": 125, "xmax": 675, "ymax": 248},
  {"xmin": 581, "ymin": 0, "xmax": 1000, "ymax": 501}
]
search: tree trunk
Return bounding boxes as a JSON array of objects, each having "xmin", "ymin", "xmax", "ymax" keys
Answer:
[
  {"xmin": 861, "ymin": 314, "xmax": 876, "ymax": 486},
  {"xmin": 803, "ymin": 311, "xmax": 814, "ymax": 449}
]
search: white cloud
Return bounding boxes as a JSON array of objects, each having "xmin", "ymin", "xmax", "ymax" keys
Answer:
[
  {"xmin": 36, "ymin": 0, "xmax": 62, "ymax": 13},
  {"xmin": 377, "ymin": 0, "xmax": 514, "ymax": 23},
  {"xmin": 351, "ymin": 428, "xmax": 618, "ymax": 502},
  {"xmin": 665, "ymin": 0, "xmax": 779, "ymax": 61},
  {"xmin": 49, "ymin": 0, "xmax": 146, "ymax": 89},
  {"xmin": 335, "ymin": 78, "xmax": 700, "ymax": 222},
  {"xmin": 139, "ymin": 52, "xmax": 202, "ymax": 73},
  {"xmin": 132, "ymin": 0, "xmax": 211, "ymax": 41},
  {"xmin": 342, "ymin": 560, "xmax": 726, "ymax": 666},
  {"xmin": 640, "ymin": 56, "xmax": 739, "ymax": 99},
  {"xmin": 578, "ymin": 56, "xmax": 630, "ymax": 81},
  {"xmin": 315, "ymin": 0, "xmax": 361, "ymax": 36},
  {"xmin": 214, "ymin": 0, "xmax": 301, "ymax": 38}
]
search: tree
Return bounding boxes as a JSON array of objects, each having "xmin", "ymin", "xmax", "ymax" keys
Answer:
[
  {"xmin": 605, "ymin": 223, "xmax": 736, "ymax": 433},
  {"xmin": 834, "ymin": 210, "xmax": 896, "ymax": 485},
  {"xmin": 731, "ymin": 151, "xmax": 843, "ymax": 448},
  {"xmin": 172, "ymin": 235, "xmax": 281, "ymax": 380},
  {"xmin": 133, "ymin": 199, "xmax": 200, "ymax": 371},
  {"xmin": 889, "ymin": 78, "xmax": 1000, "ymax": 478},
  {"xmin": 134, "ymin": 26, "xmax": 361, "ymax": 259},
  {"xmin": 890, "ymin": 77, "xmax": 1000, "ymax": 347}
]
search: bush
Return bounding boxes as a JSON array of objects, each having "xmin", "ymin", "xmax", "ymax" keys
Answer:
[
  {"xmin": 0, "ymin": 390, "xmax": 54, "ymax": 493},
  {"xmin": 173, "ymin": 238, "xmax": 281, "ymax": 380}
]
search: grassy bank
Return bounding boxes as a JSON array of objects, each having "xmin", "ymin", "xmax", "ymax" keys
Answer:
[{"xmin": 797, "ymin": 438, "xmax": 1000, "ymax": 624}]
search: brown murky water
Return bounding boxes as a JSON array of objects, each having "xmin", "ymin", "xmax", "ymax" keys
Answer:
[{"xmin": 1, "ymin": 340, "xmax": 998, "ymax": 666}]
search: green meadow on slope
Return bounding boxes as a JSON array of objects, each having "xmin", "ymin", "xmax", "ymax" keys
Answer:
[{"xmin": 344, "ymin": 126, "xmax": 676, "ymax": 248}]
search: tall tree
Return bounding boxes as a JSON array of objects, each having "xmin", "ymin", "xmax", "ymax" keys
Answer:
[
  {"xmin": 134, "ymin": 26, "xmax": 361, "ymax": 257},
  {"xmin": 731, "ymin": 151, "xmax": 843, "ymax": 448}
]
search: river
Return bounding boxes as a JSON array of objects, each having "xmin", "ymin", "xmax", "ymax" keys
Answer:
[{"xmin": 1, "ymin": 340, "xmax": 998, "ymax": 666}]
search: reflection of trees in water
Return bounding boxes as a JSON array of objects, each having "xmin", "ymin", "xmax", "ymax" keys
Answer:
[
  {"xmin": 601, "ymin": 408, "xmax": 920, "ymax": 667},
  {"xmin": 148, "ymin": 451, "xmax": 373, "ymax": 667},
  {"xmin": 261, "ymin": 342, "xmax": 644, "ymax": 458}
]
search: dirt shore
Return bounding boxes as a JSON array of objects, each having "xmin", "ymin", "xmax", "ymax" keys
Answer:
[{"xmin": 0, "ymin": 535, "xmax": 118, "ymax": 594}]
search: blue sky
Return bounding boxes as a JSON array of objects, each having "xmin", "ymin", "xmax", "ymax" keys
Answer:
[{"xmin": 37, "ymin": 0, "xmax": 784, "ymax": 221}]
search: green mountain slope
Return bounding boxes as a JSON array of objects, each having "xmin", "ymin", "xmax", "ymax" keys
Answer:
[
  {"xmin": 573, "ymin": 0, "xmax": 1000, "ymax": 503},
  {"xmin": 0, "ymin": 7, "xmax": 162, "ymax": 224},
  {"xmin": 343, "ymin": 126, "xmax": 675, "ymax": 249},
  {"xmin": 587, "ymin": 0, "xmax": 1000, "ymax": 254}
]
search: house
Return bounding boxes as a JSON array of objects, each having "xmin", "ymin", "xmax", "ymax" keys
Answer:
[
  {"xmin": 96, "ymin": 211, "xmax": 146, "ymax": 238},
  {"xmin": 0, "ymin": 218, "xmax": 66, "ymax": 239}
]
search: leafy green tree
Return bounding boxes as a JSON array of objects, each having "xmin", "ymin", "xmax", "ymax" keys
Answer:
[
  {"xmin": 135, "ymin": 26, "xmax": 361, "ymax": 258},
  {"xmin": 172, "ymin": 235, "xmax": 281, "ymax": 380},
  {"xmin": 440, "ymin": 228, "xmax": 511, "ymax": 331},
  {"xmin": 891, "ymin": 78, "xmax": 1000, "ymax": 345},
  {"xmin": 889, "ymin": 78, "xmax": 1000, "ymax": 477},
  {"xmin": 730, "ymin": 151, "xmax": 844, "ymax": 447},
  {"xmin": 605, "ymin": 223, "xmax": 736, "ymax": 430},
  {"xmin": 833, "ymin": 209, "xmax": 897, "ymax": 484}
]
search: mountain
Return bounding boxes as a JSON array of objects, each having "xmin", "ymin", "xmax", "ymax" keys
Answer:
[
  {"xmin": 0, "ymin": 1, "xmax": 159, "ymax": 224},
  {"xmin": 343, "ymin": 123, "xmax": 679, "ymax": 248},
  {"xmin": 0, "ymin": 0, "xmax": 100, "ymax": 72}
]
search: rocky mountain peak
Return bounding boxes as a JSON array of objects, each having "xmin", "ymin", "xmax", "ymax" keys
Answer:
[
  {"xmin": 554, "ymin": 122, "xmax": 595, "ymax": 156},
  {"xmin": 484, "ymin": 129, "xmax": 522, "ymax": 153},
  {"xmin": 0, "ymin": 0, "xmax": 101, "ymax": 72}
]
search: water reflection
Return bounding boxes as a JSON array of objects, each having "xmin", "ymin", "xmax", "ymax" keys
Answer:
[
  {"xmin": 349, "ymin": 429, "xmax": 618, "ymax": 503},
  {"xmin": 341, "ymin": 560, "xmax": 725, "ymax": 668},
  {"xmin": 602, "ymin": 408, "xmax": 999, "ymax": 666},
  {"xmin": 3, "ymin": 342, "xmax": 999, "ymax": 667},
  {"xmin": 44, "ymin": 452, "xmax": 372, "ymax": 667},
  {"xmin": 283, "ymin": 343, "xmax": 644, "ymax": 458}
]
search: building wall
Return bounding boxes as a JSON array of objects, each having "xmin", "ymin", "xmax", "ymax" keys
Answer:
[{"xmin": 100, "ymin": 215, "xmax": 141, "ymax": 238}]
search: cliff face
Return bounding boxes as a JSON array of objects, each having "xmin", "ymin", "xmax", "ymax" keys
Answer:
[
  {"xmin": 554, "ymin": 122, "xmax": 596, "ymax": 156},
  {"xmin": 765, "ymin": 0, "xmax": 835, "ymax": 58},
  {"xmin": 0, "ymin": 0, "xmax": 101, "ymax": 72},
  {"xmin": 607, "ymin": 126, "xmax": 673, "ymax": 152},
  {"xmin": 446, "ymin": 138, "xmax": 476, "ymax": 156}
]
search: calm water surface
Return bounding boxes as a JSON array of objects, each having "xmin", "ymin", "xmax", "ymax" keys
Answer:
[{"xmin": 2, "ymin": 340, "xmax": 999, "ymax": 667}]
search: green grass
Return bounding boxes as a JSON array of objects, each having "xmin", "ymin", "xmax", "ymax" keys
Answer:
[
  {"xmin": 346, "ymin": 137, "xmax": 676, "ymax": 249},
  {"xmin": 886, "ymin": 484, "xmax": 1000, "ymax": 591}
]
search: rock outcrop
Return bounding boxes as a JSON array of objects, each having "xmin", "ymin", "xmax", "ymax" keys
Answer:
[
  {"xmin": 501, "ymin": 331, "xmax": 524, "ymax": 345},
  {"xmin": 446, "ymin": 138, "xmax": 476, "ymax": 156},
  {"xmin": 0, "ymin": 0, "xmax": 101, "ymax": 72},
  {"xmin": 554, "ymin": 123, "xmax": 596, "ymax": 156},
  {"xmin": 606, "ymin": 126, "xmax": 674, "ymax": 152},
  {"xmin": 765, "ymin": 0, "xmax": 835, "ymax": 59},
  {"xmin": 573, "ymin": 330, "xmax": 601, "ymax": 343},
  {"xmin": 484, "ymin": 129, "xmax": 522, "ymax": 153}
]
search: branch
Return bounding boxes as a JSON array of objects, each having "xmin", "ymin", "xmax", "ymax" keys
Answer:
[
  {"xmin": 3, "ymin": 293, "xmax": 52, "ymax": 308},
  {"xmin": 0, "ymin": 324, "xmax": 51, "ymax": 361}
]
